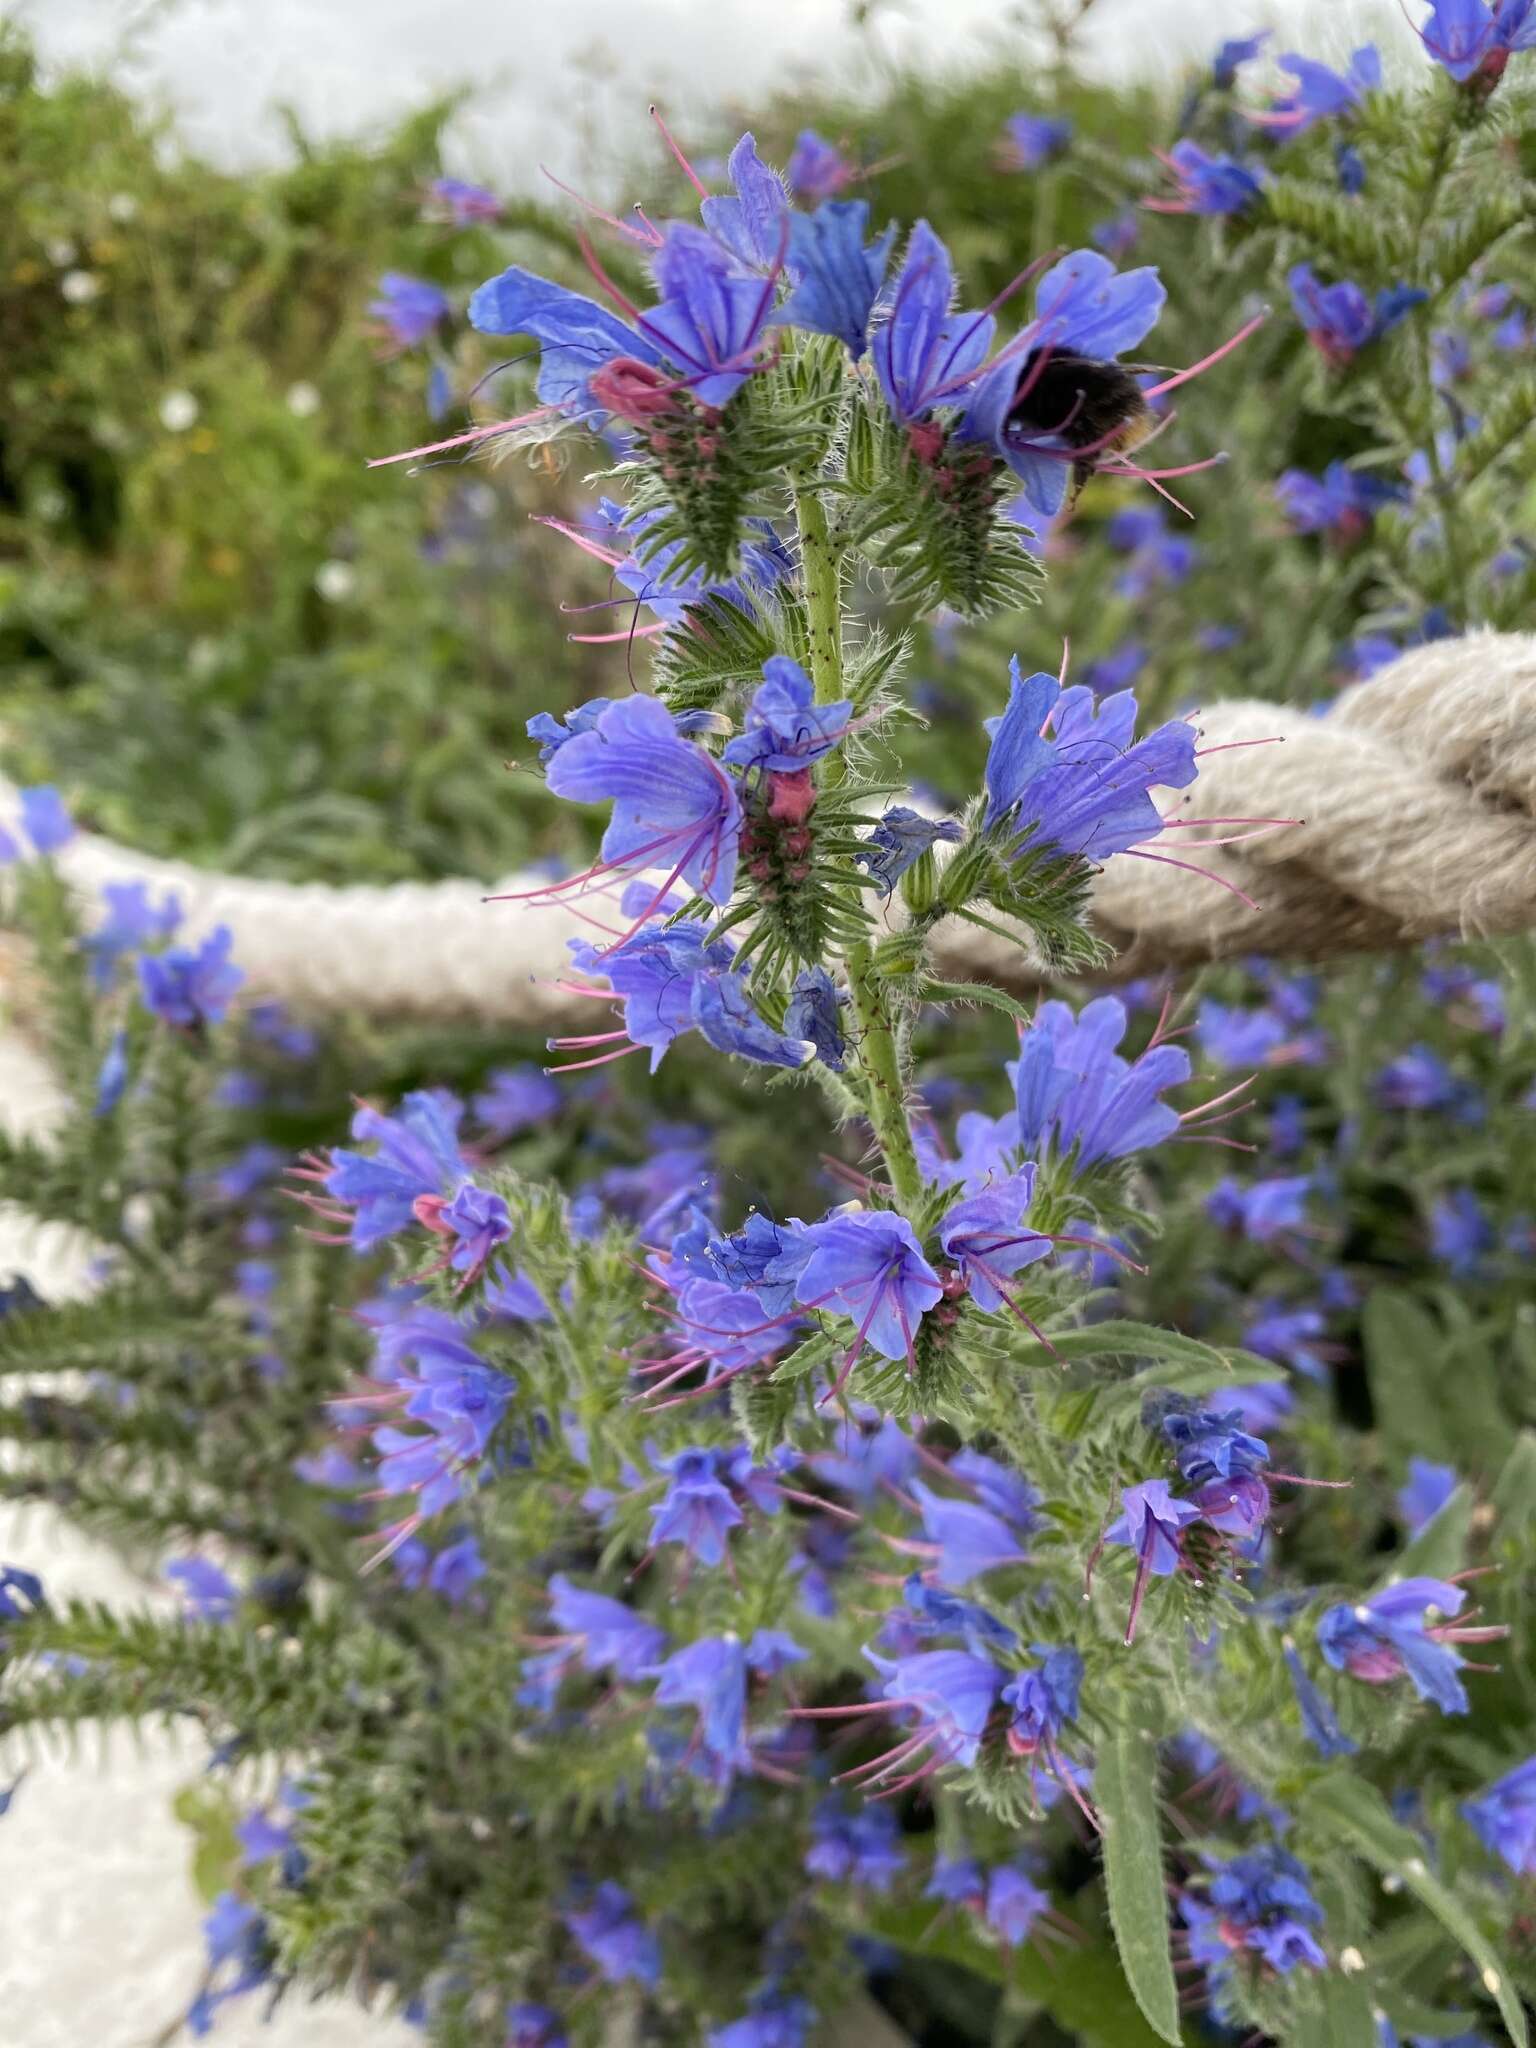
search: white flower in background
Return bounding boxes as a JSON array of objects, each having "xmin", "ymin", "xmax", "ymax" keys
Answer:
[
  {"xmin": 45, "ymin": 237, "xmax": 78, "ymax": 267},
  {"xmin": 34, "ymin": 488, "xmax": 68, "ymax": 524},
  {"xmin": 286, "ymin": 382, "xmax": 321, "ymax": 418},
  {"xmin": 159, "ymin": 390, "xmax": 200, "ymax": 432},
  {"xmin": 314, "ymin": 560, "xmax": 356, "ymax": 603},
  {"xmin": 60, "ymin": 271, "xmax": 100, "ymax": 305},
  {"xmin": 107, "ymin": 193, "xmax": 139, "ymax": 224}
]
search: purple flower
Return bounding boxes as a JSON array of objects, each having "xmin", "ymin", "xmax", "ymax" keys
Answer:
[
  {"xmin": 698, "ymin": 133, "xmax": 790, "ymax": 271},
  {"xmin": 428, "ymin": 176, "xmax": 500, "ymax": 225},
  {"xmin": 544, "ymin": 1573, "xmax": 668, "ymax": 1681},
  {"xmin": 1156, "ymin": 140, "xmax": 1265, "ymax": 216},
  {"xmin": 805, "ymin": 1797, "xmax": 906, "ymax": 1889},
  {"xmin": 1289, "ymin": 263, "xmax": 1425, "ymax": 365},
  {"xmin": 506, "ymin": 2005, "xmax": 568, "ymax": 2048},
  {"xmin": 1194, "ymin": 1470, "xmax": 1271, "ymax": 1538},
  {"xmin": 1281, "ymin": 1638, "xmax": 1356, "ymax": 1758},
  {"xmin": 544, "ymin": 695, "xmax": 741, "ymax": 905},
  {"xmin": 425, "ymin": 1533, "xmax": 487, "ymax": 1603},
  {"xmin": 441, "ymin": 1183, "xmax": 512, "ymax": 1284},
  {"xmin": 939, "ymin": 1170, "xmax": 1051, "ymax": 1314},
  {"xmin": 1318, "ymin": 1578, "xmax": 1487, "ymax": 1715},
  {"xmin": 527, "ymin": 698, "xmax": 615, "ymax": 764},
  {"xmin": 1106, "ymin": 1480, "xmax": 1201, "ymax": 1643},
  {"xmin": 649, "ymin": 1450, "xmax": 743, "ymax": 1567},
  {"xmin": 784, "ymin": 966, "xmax": 846, "ymax": 1072},
  {"xmin": 473, "ymin": 1066, "xmax": 561, "ymax": 1140},
  {"xmin": 1197, "ymin": 999, "xmax": 1288, "ymax": 1067},
  {"xmin": 320, "ymin": 1091, "xmax": 469, "ymax": 1250},
  {"xmin": 1082, "ymin": 643, "xmax": 1148, "ymax": 695},
  {"xmin": 912, "ymin": 1481, "xmax": 1027, "ymax": 1587},
  {"xmin": 137, "ymin": 926, "xmax": 244, "ymax": 1029},
  {"xmin": 1000, "ymin": 113, "xmax": 1073, "ymax": 170},
  {"xmin": 1001, "ymin": 1645, "xmax": 1082, "ymax": 1754},
  {"xmin": 651, "ymin": 1635, "xmax": 752, "ymax": 1766},
  {"xmin": 1397, "ymin": 1457, "xmax": 1458, "ymax": 1533},
  {"xmin": 865, "ymin": 1646, "xmax": 1005, "ymax": 1767},
  {"xmin": 777, "ymin": 200, "xmax": 896, "ymax": 358},
  {"xmin": 367, "ymin": 1312, "xmax": 514, "ymax": 1520},
  {"xmin": 94, "ymin": 1030, "xmax": 129, "ymax": 1117},
  {"xmin": 1244, "ymin": 1300, "xmax": 1327, "ymax": 1377},
  {"xmin": 852, "ymin": 807, "xmax": 963, "ymax": 894},
  {"xmin": 1202, "ymin": 1845, "xmax": 1326, "ymax": 1976},
  {"xmin": 1276, "ymin": 462, "xmax": 1403, "ymax": 536},
  {"xmin": 19, "ymin": 786, "xmax": 75, "ymax": 854},
  {"xmin": 1464, "ymin": 1755, "xmax": 1536, "ymax": 1872},
  {"xmin": 787, "ymin": 130, "xmax": 857, "ymax": 203},
  {"xmin": 925, "ymin": 1854, "xmax": 985, "ymax": 1905},
  {"xmin": 1378, "ymin": 1044, "xmax": 1464, "ymax": 1111},
  {"xmin": 1430, "ymin": 1188, "xmax": 1492, "ymax": 1276},
  {"xmin": 565, "ymin": 1882, "xmax": 661, "ymax": 1986},
  {"xmin": 872, "ymin": 221, "xmax": 995, "ymax": 424},
  {"xmin": 709, "ymin": 1996, "xmax": 816, "ymax": 2048},
  {"xmin": 961, "ymin": 251, "xmax": 1166, "ymax": 521},
  {"xmin": 1259, "ymin": 46, "xmax": 1382, "ymax": 134},
  {"xmin": 1419, "ymin": 0, "xmax": 1536, "ymax": 83},
  {"xmin": 83, "ymin": 881, "xmax": 183, "ymax": 982},
  {"xmin": 811, "ymin": 1413, "xmax": 916, "ymax": 1501},
  {"xmin": 0, "ymin": 1564, "xmax": 44, "ymax": 1628},
  {"xmin": 723, "ymin": 657, "xmax": 852, "ymax": 772},
  {"xmin": 948, "ymin": 1449, "xmax": 1038, "ymax": 1531},
  {"xmin": 1205, "ymin": 1173, "xmax": 1311, "ymax": 1243},
  {"xmin": 1090, "ymin": 210, "xmax": 1140, "ymax": 260},
  {"xmin": 165, "ymin": 1558, "xmax": 238, "ymax": 1622},
  {"xmin": 983, "ymin": 664, "xmax": 1197, "ymax": 862},
  {"xmin": 1157, "ymin": 1403, "xmax": 1269, "ymax": 1485},
  {"xmin": 794, "ymin": 1210, "xmax": 943, "ymax": 1363},
  {"xmin": 1011, "ymin": 995, "xmax": 1192, "ymax": 1170},
  {"xmin": 369, "ymin": 272, "xmax": 449, "ymax": 350},
  {"xmin": 985, "ymin": 1865, "xmax": 1051, "ymax": 1945},
  {"xmin": 1214, "ymin": 29, "xmax": 1270, "ymax": 87},
  {"xmin": 1336, "ymin": 141, "xmax": 1367, "ymax": 193}
]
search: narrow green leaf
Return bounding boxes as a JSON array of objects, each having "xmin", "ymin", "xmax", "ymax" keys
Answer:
[
  {"xmin": 1096, "ymin": 1722, "xmax": 1183, "ymax": 2046},
  {"xmin": 1317, "ymin": 1969, "xmax": 1380, "ymax": 2048},
  {"xmin": 1362, "ymin": 1292, "xmax": 1455, "ymax": 1463},
  {"xmin": 1302, "ymin": 1777, "xmax": 1527, "ymax": 2048}
]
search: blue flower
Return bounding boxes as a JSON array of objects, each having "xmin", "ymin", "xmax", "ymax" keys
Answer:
[
  {"xmin": 852, "ymin": 808, "xmax": 963, "ymax": 894},
  {"xmin": 441, "ymin": 1183, "xmax": 512, "ymax": 1283},
  {"xmin": 1430, "ymin": 1188, "xmax": 1492, "ymax": 1276},
  {"xmin": 784, "ymin": 967, "xmax": 847, "ymax": 1071},
  {"xmin": 864, "ymin": 1646, "xmax": 1006, "ymax": 1767},
  {"xmin": 723, "ymin": 656, "xmax": 852, "ymax": 772},
  {"xmin": 0, "ymin": 1565, "xmax": 46, "ymax": 1626},
  {"xmin": 709, "ymin": 1995, "xmax": 816, "ymax": 2048},
  {"xmin": 473, "ymin": 1065, "xmax": 562, "ymax": 1139},
  {"xmin": 1259, "ymin": 46, "xmax": 1382, "ymax": 133},
  {"xmin": 1289, "ymin": 263, "xmax": 1425, "ymax": 365},
  {"xmin": 982, "ymin": 664, "xmax": 1197, "ymax": 862},
  {"xmin": 776, "ymin": 201, "xmax": 896, "ymax": 358},
  {"xmin": 698, "ymin": 133, "xmax": 789, "ymax": 271},
  {"xmin": 649, "ymin": 1450, "xmax": 743, "ymax": 1566},
  {"xmin": 1244, "ymin": 1300, "xmax": 1327, "ymax": 1377},
  {"xmin": 1464, "ymin": 1754, "xmax": 1536, "ymax": 1873},
  {"xmin": 1281, "ymin": 1638, "xmax": 1357, "ymax": 1758},
  {"xmin": 787, "ymin": 130, "xmax": 857, "ymax": 203},
  {"xmin": 912, "ymin": 1480, "xmax": 1027, "ymax": 1587},
  {"xmin": 368, "ymin": 272, "xmax": 449, "ymax": 350},
  {"xmin": 544, "ymin": 1573, "xmax": 668, "ymax": 1680},
  {"xmin": 137, "ymin": 926, "xmax": 244, "ymax": 1029},
  {"xmin": 1011, "ymin": 995, "xmax": 1192, "ymax": 1171},
  {"xmin": 1106, "ymin": 1480, "xmax": 1201, "ymax": 1642},
  {"xmin": 577, "ymin": 498, "xmax": 793, "ymax": 627},
  {"xmin": 804, "ymin": 1797, "xmax": 906, "ymax": 1889},
  {"xmin": 165, "ymin": 1558, "xmax": 238, "ymax": 1622},
  {"xmin": 1276, "ymin": 461, "xmax": 1403, "ymax": 536},
  {"xmin": 1156, "ymin": 140, "xmax": 1265, "ymax": 215},
  {"xmin": 544, "ymin": 695, "xmax": 742, "ymax": 906},
  {"xmin": 986, "ymin": 1865, "xmax": 1051, "ymax": 1945},
  {"xmin": 924, "ymin": 1854, "xmax": 985, "ymax": 1904},
  {"xmin": 1090, "ymin": 210, "xmax": 1139, "ymax": 259},
  {"xmin": 1214, "ymin": 29, "xmax": 1270, "ymax": 87},
  {"xmin": 1336, "ymin": 141, "xmax": 1367, "ymax": 193},
  {"xmin": 651, "ymin": 1635, "xmax": 752, "ymax": 1766},
  {"xmin": 565, "ymin": 1882, "xmax": 661, "ymax": 1986},
  {"xmin": 321, "ymin": 1091, "xmax": 469, "ymax": 1250},
  {"xmin": 1001, "ymin": 113, "xmax": 1073, "ymax": 169},
  {"xmin": 939, "ymin": 1170, "xmax": 1051, "ymax": 1314},
  {"xmin": 1419, "ymin": 0, "xmax": 1536, "ymax": 82},
  {"xmin": 428, "ymin": 176, "xmax": 500, "ymax": 225},
  {"xmin": 94, "ymin": 1030, "xmax": 129, "ymax": 1117},
  {"xmin": 424, "ymin": 1533, "xmax": 487, "ymax": 1603},
  {"xmin": 18, "ymin": 785, "xmax": 75, "ymax": 854},
  {"xmin": 960, "ymin": 250, "xmax": 1165, "ymax": 520},
  {"xmin": 367, "ymin": 1312, "xmax": 514, "ymax": 1520},
  {"xmin": 794, "ymin": 1210, "xmax": 943, "ymax": 1363},
  {"xmin": 1002, "ymin": 1645, "xmax": 1083, "ymax": 1754},
  {"xmin": 1197, "ymin": 999, "xmax": 1288, "ymax": 1067},
  {"xmin": 898, "ymin": 1576, "xmax": 1018, "ymax": 1655},
  {"xmin": 83, "ymin": 880, "xmax": 183, "ymax": 983},
  {"xmin": 526, "ymin": 698, "xmax": 616, "ymax": 764},
  {"xmin": 872, "ymin": 221, "xmax": 996, "ymax": 424},
  {"xmin": 1202, "ymin": 1845, "xmax": 1327, "ymax": 1974},
  {"xmin": 1318, "ymin": 1577, "xmax": 1484, "ymax": 1715},
  {"xmin": 506, "ymin": 2005, "xmax": 568, "ymax": 2048},
  {"xmin": 1206, "ymin": 1173, "xmax": 1311, "ymax": 1243},
  {"xmin": 1397, "ymin": 1457, "xmax": 1458, "ymax": 1534},
  {"xmin": 1156, "ymin": 1402, "xmax": 1269, "ymax": 1485},
  {"xmin": 948, "ymin": 1449, "xmax": 1039, "ymax": 1531}
]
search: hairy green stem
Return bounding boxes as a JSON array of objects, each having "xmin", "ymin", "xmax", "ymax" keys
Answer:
[{"xmin": 793, "ymin": 481, "xmax": 924, "ymax": 1210}]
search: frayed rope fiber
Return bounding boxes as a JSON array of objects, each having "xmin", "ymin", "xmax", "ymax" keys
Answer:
[{"xmin": 4, "ymin": 631, "xmax": 1535, "ymax": 1028}]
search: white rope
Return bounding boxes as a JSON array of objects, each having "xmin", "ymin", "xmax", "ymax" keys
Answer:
[{"xmin": 1, "ymin": 632, "xmax": 1533, "ymax": 1039}]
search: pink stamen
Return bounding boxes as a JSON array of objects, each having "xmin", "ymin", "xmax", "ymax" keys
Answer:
[
  {"xmin": 539, "ymin": 165, "xmax": 662, "ymax": 249},
  {"xmin": 1129, "ymin": 847, "xmax": 1262, "ymax": 912},
  {"xmin": 544, "ymin": 1042, "xmax": 649, "ymax": 1074},
  {"xmin": 649, "ymin": 105, "xmax": 710, "ymax": 198},
  {"xmin": 366, "ymin": 408, "xmax": 556, "ymax": 469},
  {"xmin": 1140, "ymin": 312, "xmax": 1269, "ymax": 401}
]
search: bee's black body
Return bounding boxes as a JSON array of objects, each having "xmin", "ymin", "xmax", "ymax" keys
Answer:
[{"xmin": 1006, "ymin": 348, "xmax": 1153, "ymax": 497}]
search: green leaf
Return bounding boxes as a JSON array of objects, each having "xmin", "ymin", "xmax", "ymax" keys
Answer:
[
  {"xmin": 1491, "ymin": 1432, "xmax": 1536, "ymax": 1545},
  {"xmin": 1362, "ymin": 1291, "xmax": 1455, "ymax": 1463},
  {"xmin": 1096, "ymin": 1721, "xmax": 1183, "ymax": 2046},
  {"xmin": 172, "ymin": 1782, "xmax": 241, "ymax": 1904},
  {"xmin": 856, "ymin": 1894, "xmax": 1170, "ymax": 2048},
  {"xmin": 1301, "ymin": 1776, "xmax": 1527, "ymax": 2048}
]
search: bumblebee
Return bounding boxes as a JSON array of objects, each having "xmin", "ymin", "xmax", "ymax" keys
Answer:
[{"xmin": 1005, "ymin": 347, "xmax": 1156, "ymax": 500}]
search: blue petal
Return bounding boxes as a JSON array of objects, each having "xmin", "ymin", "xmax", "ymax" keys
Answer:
[
  {"xmin": 699, "ymin": 133, "xmax": 790, "ymax": 270},
  {"xmin": 1031, "ymin": 249, "xmax": 1166, "ymax": 362},
  {"xmin": 467, "ymin": 266, "xmax": 654, "ymax": 412}
]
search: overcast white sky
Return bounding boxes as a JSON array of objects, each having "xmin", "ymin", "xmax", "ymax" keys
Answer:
[{"xmin": 25, "ymin": 0, "xmax": 1419, "ymax": 187}]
